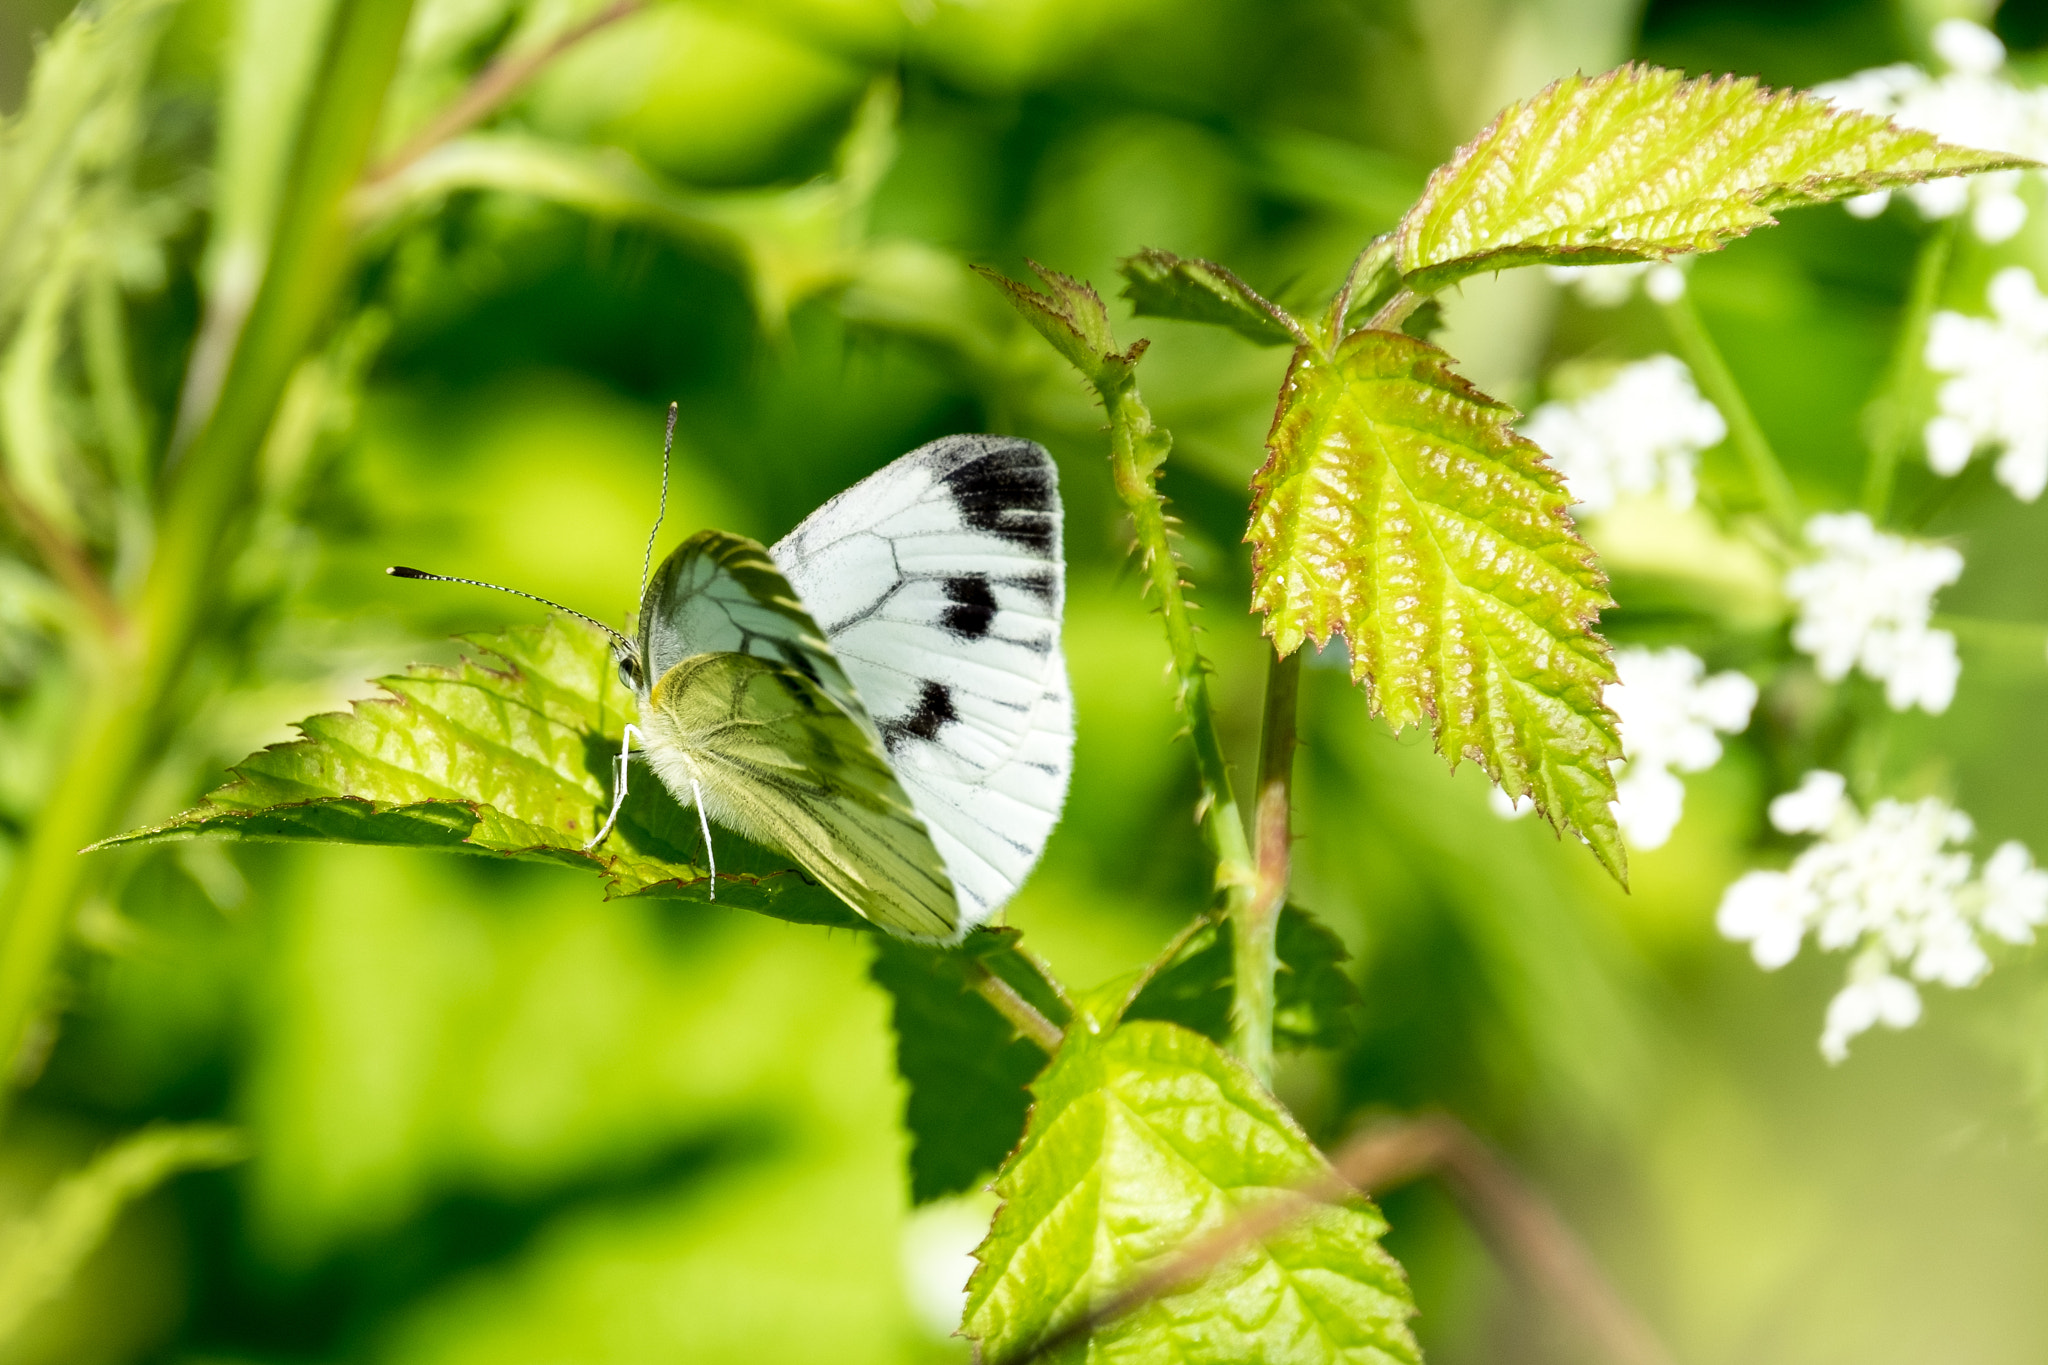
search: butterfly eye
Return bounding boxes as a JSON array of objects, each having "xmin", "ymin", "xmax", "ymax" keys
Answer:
[{"xmin": 616, "ymin": 651, "xmax": 643, "ymax": 690}]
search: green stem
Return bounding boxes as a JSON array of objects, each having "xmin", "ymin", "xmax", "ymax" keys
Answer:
[
  {"xmin": 1658, "ymin": 289, "xmax": 1802, "ymax": 542},
  {"xmin": 1233, "ymin": 647, "xmax": 1301, "ymax": 1086},
  {"xmin": 0, "ymin": 0, "xmax": 415, "ymax": 1100},
  {"xmin": 966, "ymin": 962, "xmax": 1064, "ymax": 1054},
  {"xmin": 1094, "ymin": 374, "xmax": 1263, "ymax": 1070},
  {"xmin": 1862, "ymin": 218, "xmax": 1957, "ymax": 522}
]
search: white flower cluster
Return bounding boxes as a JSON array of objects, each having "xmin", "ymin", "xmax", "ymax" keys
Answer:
[
  {"xmin": 1924, "ymin": 265, "xmax": 2048, "ymax": 501},
  {"xmin": 1718, "ymin": 771, "xmax": 2048, "ymax": 1061},
  {"xmin": 1521, "ymin": 355, "xmax": 1726, "ymax": 514},
  {"xmin": 1546, "ymin": 260, "xmax": 1688, "ymax": 308},
  {"xmin": 1816, "ymin": 20, "xmax": 2048, "ymax": 244},
  {"xmin": 1492, "ymin": 645, "xmax": 1755, "ymax": 849},
  {"xmin": 1608, "ymin": 647, "xmax": 1758, "ymax": 849},
  {"xmin": 1785, "ymin": 512, "xmax": 1962, "ymax": 713}
]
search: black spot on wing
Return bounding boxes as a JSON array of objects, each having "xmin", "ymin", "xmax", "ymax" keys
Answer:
[
  {"xmin": 940, "ymin": 575, "xmax": 998, "ymax": 639},
  {"xmin": 881, "ymin": 680, "xmax": 956, "ymax": 754},
  {"xmin": 937, "ymin": 439, "xmax": 1058, "ymax": 557}
]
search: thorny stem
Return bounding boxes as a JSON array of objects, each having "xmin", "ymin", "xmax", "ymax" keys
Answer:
[
  {"xmin": 966, "ymin": 961, "xmax": 1064, "ymax": 1055},
  {"xmin": 1862, "ymin": 217, "xmax": 1957, "ymax": 521},
  {"xmin": 0, "ymin": 0, "xmax": 416, "ymax": 1109},
  {"xmin": 360, "ymin": 0, "xmax": 645, "ymax": 187},
  {"xmin": 1657, "ymin": 287, "xmax": 1803, "ymax": 543},
  {"xmin": 1093, "ymin": 373, "xmax": 1263, "ymax": 1072},
  {"xmin": 1234, "ymin": 648, "xmax": 1301, "ymax": 1086}
]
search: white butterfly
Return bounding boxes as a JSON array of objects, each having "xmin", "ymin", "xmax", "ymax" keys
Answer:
[{"xmin": 398, "ymin": 431, "xmax": 1073, "ymax": 942}]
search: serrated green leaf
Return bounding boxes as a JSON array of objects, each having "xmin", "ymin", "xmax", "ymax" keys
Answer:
[
  {"xmin": 973, "ymin": 259, "xmax": 1146, "ymax": 391},
  {"xmin": 1248, "ymin": 328, "xmax": 1624, "ymax": 879},
  {"xmin": 1118, "ymin": 248, "xmax": 1306, "ymax": 347},
  {"xmin": 870, "ymin": 928, "xmax": 1072, "ymax": 1204},
  {"xmin": 1123, "ymin": 907, "xmax": 1359, "ymax": 1052},
  {"xmin": 963, "ymin": 1020, "xmax": 1417, "ymax": 1364},
  {"xmin": 94, "ymin": 619, "xmax": 862, "ymax": 928},
  {"xmin": 1396, "ymin": 63, "xmax": 2029, "ymax": 293}
]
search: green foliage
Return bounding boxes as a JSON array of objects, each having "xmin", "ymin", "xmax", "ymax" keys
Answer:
[
  {"xmin": 1124, "ymin": 906, "xmax": 1360, "ymax": 1053},
  {"xmin": 97, "ymin": 620, "xmax": 860, "ymax": 928},
  {"xmin": 0, "ymin": 1124, "xmax": 246, "ymax": 1347},
  {"xmin": 973, "ymin": 260, "xmax": 1150, "ymax": 396},
  {"xmin": 1117, "ymin": 248, "xmax": 1306, "ymax": 348},
  {"xmin": 1247, "ymin": 328, "xmax": 1624, "ymax": 877},
  {"xmin": 354, "ymin": 80, "xmax": 901, "ymax": 329},
  {"xmin": 962, "ymin": 1020, "xmax": 1417, "ymax": 1364},
  {"xmin": 869, "ymin": 929, "xmax": 1071, "ymax": 1204},
  {"xmin": 1394, "ymin": 63, "xmax": 2028, "ymax": 292}
]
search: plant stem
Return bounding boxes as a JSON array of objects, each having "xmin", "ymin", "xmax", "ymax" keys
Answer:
[
  {"xmin": 1094, "ymin": 375, "xmax": 1263, "ymax": 1071},
  {"xmin": 360, "ymin": 0, "xmax": 644, "ymax": 188},
  {"xmin": 966, "ymin": 962, "xmax": 1064, "ymax": 1055},
  {"xmin": 0, "ymin": 0, "xmax": 415, "ymax": 1102},
  {"xmin": 1658, "ymin": 289, "xmax": 1802, "ymax": 542},
  {"xmin": 1233, "ymin": 647, "xmax": 1301, "ymax": 1085},
  {"xmin": 1862, "ymin": 217, "xmax": 1957, "ymax": 521}
]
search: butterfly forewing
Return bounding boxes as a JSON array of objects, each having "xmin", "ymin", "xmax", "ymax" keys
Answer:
[
  {"xmin": 770, "ymin": 435, "xmax": 1074, "ymax": 927},
  {"xmin": 640, "ymin": 651, "xmax": 960, "ymax": 940},
  {"xmin": 638, "ymin": 530, "xmax": 869, "ymax": 728}
]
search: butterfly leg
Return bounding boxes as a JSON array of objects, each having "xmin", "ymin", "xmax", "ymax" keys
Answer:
[
  {"xmin": 584, "ymin": 723, "xmax": 644, "ymax": 851},
  {"xmin": 689, "ymin": 777, "xmax": 716, "ymax": 900}
]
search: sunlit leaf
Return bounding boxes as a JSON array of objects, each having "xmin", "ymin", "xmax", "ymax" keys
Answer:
[
  {"xmin": 94, "ymin": 620, "xmax": 862, "ymax": 928},
  {"xmin": 1248, "ymin": 328, "xmax": 1624, "ymax": 878},
  {"xmin": 963, "ymin": 1021, "xmax": 1418, "ymax": 1364},
  {"xmin": 1118, "ymin": 248, "xmax": 1305, "ymax": 347},
  {"xmin": 869, "ymin": 928, "xmax": 1071, "ymax": 1204},
  {"xmin": 1123, "ymin": 906, "xmax": 1359, "ymax": 1052},
  {"xmin": 1396, "ymin": 63, "xmax": 2028, "ymax": 293}
]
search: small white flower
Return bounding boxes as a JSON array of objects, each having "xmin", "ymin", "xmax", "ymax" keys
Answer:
[
  {"xmin": 1924, "ymin": 266, "xmax": 2048, "ymax": 502},
  {"xmin": 1979, "ymin": 841, "xmax": 2048, "ymax": 943},
  {"xmin": 1719, "ymin": 774, "xmax": 2040, "ymax": 1062},
  {"xmin": 1522, "ymin": 356, "xmax": 1726, "ymax": 514},
  {"xmin": 1784, "ymin": 512, "xmax": 1962, "ymax": 713},
  {"xmin": 1769, "ymin": 769, "xmax": 1848, "ymax": 835},
  {"xmin": 1817, "ymin": 23, "xmax": 2048, "ymax": 244},
  {"xmin": 1546, "ymin": 260, "xmax": 1688, "ymax": 307},
  {"xmin": 1821, "ymin": 965, "xmax": 1922, "ymax": 1064},
  {"xmin": 1606, "ymin": 646, "xmax": 1757, "ymax": 848}
]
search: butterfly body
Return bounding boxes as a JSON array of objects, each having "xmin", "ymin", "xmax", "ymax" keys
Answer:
[{"xmin": 616, "ymin": 435, "xmax": 1073, "ymax": 942}]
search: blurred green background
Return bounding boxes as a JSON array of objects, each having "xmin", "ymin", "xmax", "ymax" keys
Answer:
[{"xmin": 6, "ymin": 0, "xmax": 2048, "ymax": 1362}]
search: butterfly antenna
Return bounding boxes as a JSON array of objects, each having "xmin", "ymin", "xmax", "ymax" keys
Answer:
[
  {"xmin": 386, "ymin": 566, "xmax": 634, "ymax": 654},
  {"xmin": 638, "ymin": 402, "xmax": 678, "ymax": 606}
]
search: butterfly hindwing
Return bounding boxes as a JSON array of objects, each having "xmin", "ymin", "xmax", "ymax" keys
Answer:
[
  {"xmin": 770, "ymin": 435, "xmax": 1073, "ymax": 927},
  {"xmin": 639, "ymin": 651, "xmax": 959, "ymax": 941}
]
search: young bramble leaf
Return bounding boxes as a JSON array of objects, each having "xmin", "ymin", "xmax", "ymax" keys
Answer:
[
  {"xmin": 963, "ymin": 1020, "xmax": 1418, "ymax": 1364},
  {"xmin": 92, "ymin": 620, "xmax": 863, "ymax": 929},
  {"xmin": 1396, "ymin": 63, "xmax": 2030, "ymax": 293},
  {"xmin": 1118, "ymin": 248, "xmax": 1307, "ymax": 347},
  {"xmin": 870, "ymin": 928, "xmax": 1071, "ymax": 1204},
  {"xmin": 972, "ymin": 260, "xmax": 1145, "ymax": 391},
  {"xmin": 1249, "ymin": 329, "xmax": 1625, "ymax": 879},
  {"xmin": 1123, "ymin": 906, "xmax": 1359, "ymax": 1051}
]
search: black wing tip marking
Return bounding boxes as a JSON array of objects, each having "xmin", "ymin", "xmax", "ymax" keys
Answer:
[
  {"xmin": 881, "ymin": 680, "xmax": 957, "ymax": 754},
  {"xmin": 940, "ymin": 575, "xmax": 999, "ymax": 640},
  {"xmin": 924, "ymin": 437, "xmax": 1061, "ymax": 559}
]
